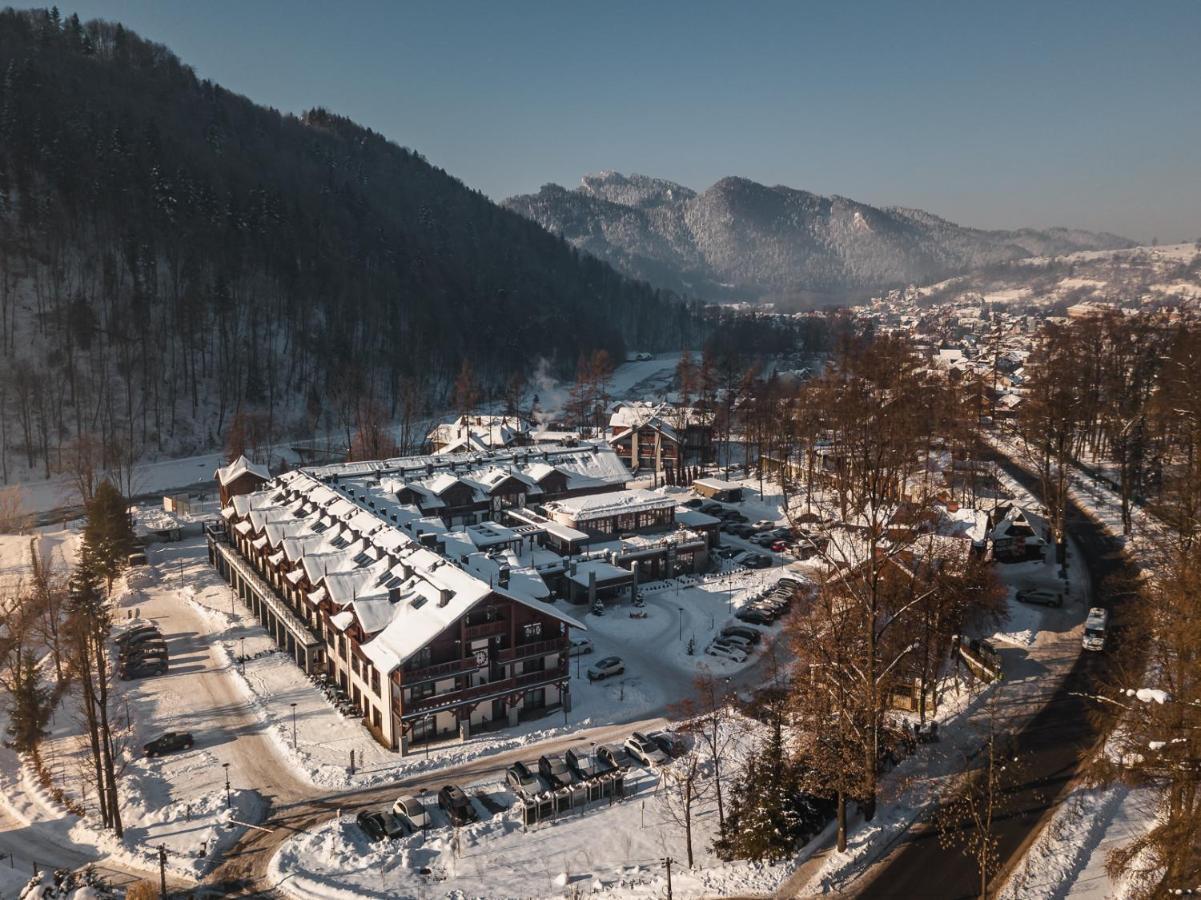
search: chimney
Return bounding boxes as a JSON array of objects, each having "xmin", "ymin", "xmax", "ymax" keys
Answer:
[
  {"xmin": 438, "ymin": 588, "xmax": 453, "ymax": 607},
  {"xmin": 498, "ymin": 566, "xmax": 510, "ymax": 588}
]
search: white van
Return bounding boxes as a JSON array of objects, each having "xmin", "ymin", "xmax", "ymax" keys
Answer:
[{"xmin": 1082, "ymin": 607, "xmax": 1109, "ymax": 651}]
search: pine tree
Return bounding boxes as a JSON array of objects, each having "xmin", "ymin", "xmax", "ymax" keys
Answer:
[
  {"xmin": 81, "ymin": 480, "xmax": 134, "ymax": 589},
  {"xmin": 4, "ymin": 650, "xmax": 51, "ymax": 752}
]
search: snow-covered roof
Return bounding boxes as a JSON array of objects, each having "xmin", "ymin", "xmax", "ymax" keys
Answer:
[
  {"xmin": 545, "ymin": 488, "xmax": 675, "ymax": 524},
  {"xmin": 215, "ymin": 455, "xmax": 270, "ymax": 487}
]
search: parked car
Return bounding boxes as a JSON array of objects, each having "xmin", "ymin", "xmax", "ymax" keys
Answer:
[
  {"xmin": 706, "ymin": 643, "xmax": 748, "ymax": 663},
  {"xmin": 569, "ymin": 638, "xmax": 595, "ymax": 657},
  {"xmin": 745, "ymin": 554, "xmax": 773, "ymax": 570},
  {"xmin": 735, "ymin": 606, "xmax": 773, "ymax": 625},
  {"xmin": 722, "ymin": 624, "xmax": 762, "ymax": 645},
  {"xmin": 770, "ymin": 540, "xmax": 791, "ymax": 553},
  {"xmin": 699, "ymin": 503, "xmax": 725, "ymax": 515},
  {"xmin": 438, "ymin": 785, "xmax": 478, "ymax": 826},
  {"xmin": 682, "ymin": 498, "xmax": 704, "ymax": 509},
  {"xmin": 1016, "ymin": 588, "xmax": 1063, "ymax": 608},
  {"xmin": 587, "ymin": 656, "xmax": 624, "ymax": 681},
  {"xmin": 725, "ymin": 511, "xmax": 749, "ymax": 523},
  {"xmin": 731, "ymin": 524, "xmax": 756, "ymax": 538},
  {"xmin": 143, "ymin": 732, "xmax": 193, "ymax": 757},
  {"xmin": 596, "ymin": 743, "xmax": 631, "ymax": 770},
  {"xmin": 121, "ymin": 641, "xmax": 168, "ymax": 660},
  {"xmin": 752, "ymin": 520, "xmax": 776, "ymax": 530},
  {"xmin": 776, "ymin": 577, "xmax": 805, "ymax": 590},
  {"xmin": 122, "ymin": 660, "xmax": 167, "ymax": 679},
  {"xmin": 355, "ymin": 810, "xmax": 388, "ymax": 842},
  {"xmin": 538, "ymin": 753, "xmax": 577, "ymax": 789},
  {"xmin": 625, "ymin": 732, "xmax": 669, "ymax": 766},
  {"xmin": 392, "ymin": 795, "xmax": 431, "ymax": 830},
  {"xmin": 115, "ymin": 625, "xmax": 161, "ymax": 647},
  {"xmin": 127, "ymin": 550, "xmax": 148, "ymax": 567},
  {"xmin": 716, "ymin": 633, "xmax": 753, "ymax": 651},
  {"xmin": 648, "ymin": 730, "xmax": 687, "ymax": 758},
  {"xmin": 506, "ymin": 761, "xmax": 549, "ymax": 798},
  {"xmin": 565, "ymin": 744, "xmax": 605, "ymax": 779}
]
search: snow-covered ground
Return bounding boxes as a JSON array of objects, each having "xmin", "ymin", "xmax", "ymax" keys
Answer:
[{"xmin": 267, "ymin": 719, "xmax": 794, "ymax": 900}]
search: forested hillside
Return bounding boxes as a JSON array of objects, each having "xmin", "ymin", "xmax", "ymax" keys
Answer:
[{"xmin": 0, "ymin": 9, "xmax": 703, "ymax": 482}]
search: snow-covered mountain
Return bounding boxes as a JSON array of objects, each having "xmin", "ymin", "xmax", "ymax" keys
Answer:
[{"xmin": 504, "ymin": 172, "xmax": 1133, "ymax": 303}]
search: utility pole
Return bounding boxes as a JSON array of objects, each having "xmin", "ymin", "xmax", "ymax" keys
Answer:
[
  {"xmin": 223, "ymin": 762, "xmax": 231, "ymax": 809},
  {"xmin": 663, "ymin": 857, "xmax": 673, "ymax": 899},
  {"xmin": 291, "ymin": 702, "xmax": 298, "ymax": 748},
  {"xmin": 158, "ymin": 844, "xmax": 167, "ymax": 898}
]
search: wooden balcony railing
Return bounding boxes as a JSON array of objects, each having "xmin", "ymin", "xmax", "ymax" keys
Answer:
[
  {"xmin": 464, "ymin": 619, "xmax": 507, "ymax": 641},
  {"xmin": 402, "ymin": 655, "xmax": 479, "ymax": 685},
  {"xmin": 497, "ymin": 638, "xmax": 565, "ymax": 664},
  {"xmin": 405, "ymin": 664, "xmax": 569, "ymax": 716}
]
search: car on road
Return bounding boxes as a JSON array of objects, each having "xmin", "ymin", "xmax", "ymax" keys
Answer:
[
  {"xmin": 505, "ymin": 761, "xmax": 549, "ymax": 798},
  {"xmin": 706, "ymin": 642, "xmax": 748, "ymax": 663},
  {"xmin": 569, "ymin": 638, "xmax": 594, "ymax": 657},
  {"xmin": 392, "ymin": 795, "xmax": 431, "ymax": 830},
  {"xmin": 538, "ymin": 753, "xmax": 578, "ymax": 789},
  {"xmin": 438, "ymin": 784, "xmax": 478, "ymax": 826},
  {"xmin": 587, "ymin": 656, "xmax": 624, "ymax": 681},
  {"xmin": 143, "ymin": 732, "xmax": 193, "ymax": 757},
  {"xmin": 565, "ymin": 744, "xmax": 606, "ymax": 779},
  {"xmin": 115, "ymin": 625, "xmax": 161, "ymax": 647},
  {"xmin": 648, "ymin": 730, "xmax": 687, "ymax": 758},
  {"xmin": 122, "ymin": 660, "xmax": 167, "ymax": 679},
  {"xmin": 625, "ymin": 732, "xmax": 669, "ymax": 766},
  {"xmin": 1016, "ymin": 588, "xmax": 1063, "ymax": 608},
  {"xmin": 355, "ymin": 810, "xmax": 388, "ymax": 842},
  {"xmin": 722, "ymin": 624, "xmax": 762, "ymax": 645},
  {"xmin": 735, "ymin": 606, "xmax": 774, "ymax": 625},
  {"xmin": 596, "ymin": 743, "xmax": 631, "ymax": 770}
]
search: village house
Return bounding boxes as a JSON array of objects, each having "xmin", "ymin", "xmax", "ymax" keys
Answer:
[
  {"xmin": 607, "ymin": 402, "xmax": 714, "ymax": 476},
  {"xmin": 426, "ymin": 414, "xmax": 535, "ymax": 454}
]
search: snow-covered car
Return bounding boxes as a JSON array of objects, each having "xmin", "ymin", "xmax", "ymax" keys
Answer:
[
  {"xmin": 735, "ymin": 606, "xmax": 773, "ymax": 625},
  {"xmin": 625, "ymin": 732, "xmax": 669, "ymax": 766},
  {"xmin": 1016, "ymin": 588, "xmax": 1063, "ymax": 608},
  {"xmin": 392, "ymin": 795, "xmax": 431, "ymax": 830},
  {"xmin": 143, "ymin": 732, "xmax": 193, "ymax": 757},
  {"xmin": 505, "ymin": 761, "xmax": 549, "ymax": 798},
  {"xmin": 355, "ymin": 810, "xmax": 388, "ymax": 842},
  {"xmin": 706, "ymin": 643, "xmax": 748, "ymax": 663},
  {"xmin": 438, "ymin": 784, "xmax": 478, "ymax": 826},
  {"xmin": 587, "ymin": 656, "xmax": 624, "ymax": 681},
  {"xmin": 752, "ymin": 520, "xmax": 776, "ymax": 531},
  {"xmin": 721, "ymin": 624, "xmax": 762, "ymax": 645},
  {"xmin": 565, "ymin": 744, "xmax": 606, "ymax": 779},
  {"xmin": 538, "ymin": 754, "xmax": 577, "ymax": 789},
  {"xmin": 381, "ymin": 811, "xmax": 410, "ymax": 839},
  {"xmin": 114, "ymin": 624, "xmax": 161, "ymax": 647},
  {"xmin": 716, "ymin": 633, "xmax": 753, "ymax": 651},
  {"xmin": 569, "ymin": 638, "xmax": 594, "ymax": 657}
]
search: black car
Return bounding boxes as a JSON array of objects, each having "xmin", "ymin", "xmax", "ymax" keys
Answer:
[
  {"xmin": 721, "ymin": 625, "xmax": 762, "ymax": 645},
  {"xmin": 115, "ymin": 625, "xmax": 161, "ymax": 647},
  {"xmin": 122, "ymin": 660, "xmax": 168, "ymax": 679},
  {"xmin": 682, "ymin": 498, "xmax": 704, "ymax": 509},
  {"xmin": 438, "ymin": 784, "xmax": 478, "ymax": 826},
  {"xmin": 143, "ymin": 732, "xmax": 193, "ymax": 757},
  {"xmin": 121, "ymin": 640, "xmax": 168, "ymax": 660},
  {"xmin": 355, "ymin": 810, "xmax": 388, "ymax": 842},
  {"xmin": 736, "ymin": 606, "xmax": 773, "ymax": 625}
]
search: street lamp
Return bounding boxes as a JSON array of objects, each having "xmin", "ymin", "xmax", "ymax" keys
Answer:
[
  {"xmin": 240, "ymin": 636, "xmax": 245, "ymax": 674},
  {"xmin": 291, "ymin": 702, "xmax": 298, "ymax": 748},
  {"xmin": 678, "ymin": 606, "xmax": 684, "ymax": 641},
  {"xmin": 222, "ymin": 762, "xmax": 231, "ymax": 809}
]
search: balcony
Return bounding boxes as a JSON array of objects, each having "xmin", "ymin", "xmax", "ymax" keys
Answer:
[
  {"xmin": 464, "ymin": 619, "xmax": 507, "ymax": 642},
  {"xmin": 402, "ymin": 655, "xmax": 478, "ymax": 685},
  {"xmin": 497, "ymin": 637, "xmax": 564, "ymax": 665},
  {"xmin": 404, "ymin": 664, "xmax": 569, "ymax": 717}
]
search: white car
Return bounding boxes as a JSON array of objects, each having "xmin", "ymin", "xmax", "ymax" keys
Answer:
[
  {"xmin": 569, "ymin": 638, "xmax": 595, "ymax": 657},
  {"xmin": 625, "ymin": 731, "xmax": 669, "ymax": 766},
  {"xmin": 706, "ymin": 643, "xmax": 748, "ymax": 663},
  {"xmin": 391, "ymin": 795, "xmax": 430, "ymax": 830},
  {"xmin": 753, "ymin": 520, "xmax": 776, "ymax": 530},
  {"xmin": 716, "ymin": 633, "xmax": 753, "ymax": 651},
  {"xmin": 587, "ymin": 656, "xmax": 624, "ymax": 681}
]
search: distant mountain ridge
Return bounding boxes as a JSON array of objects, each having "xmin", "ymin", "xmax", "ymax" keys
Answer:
[{"xmin": 505, "ymin": 172, "xmax": 1133, "ymax": 303}]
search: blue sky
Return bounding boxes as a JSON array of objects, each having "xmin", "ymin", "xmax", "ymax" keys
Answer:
[{"xmin": 58, "ymin": 1, "xmax": 1201, "ymax": 241}]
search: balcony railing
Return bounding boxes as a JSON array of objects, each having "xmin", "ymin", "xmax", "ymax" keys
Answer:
[
  {"xmin": 216, "ymin": 543, "xmax": 320, "ymax": 648},
  {"xmin": 498, "ymin": 638, "xmax": 564, "ymax": 664},
  {"xmin": 464, "ymin": 619, "xmax": 507, "ymax": 641},
  {"xmin": 402, "ymin": 655, "xmax": 479, "ymax": 685},
  {"xmin": 405, "ymin": 664, "xmax": 569, "ymax": 716}
]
